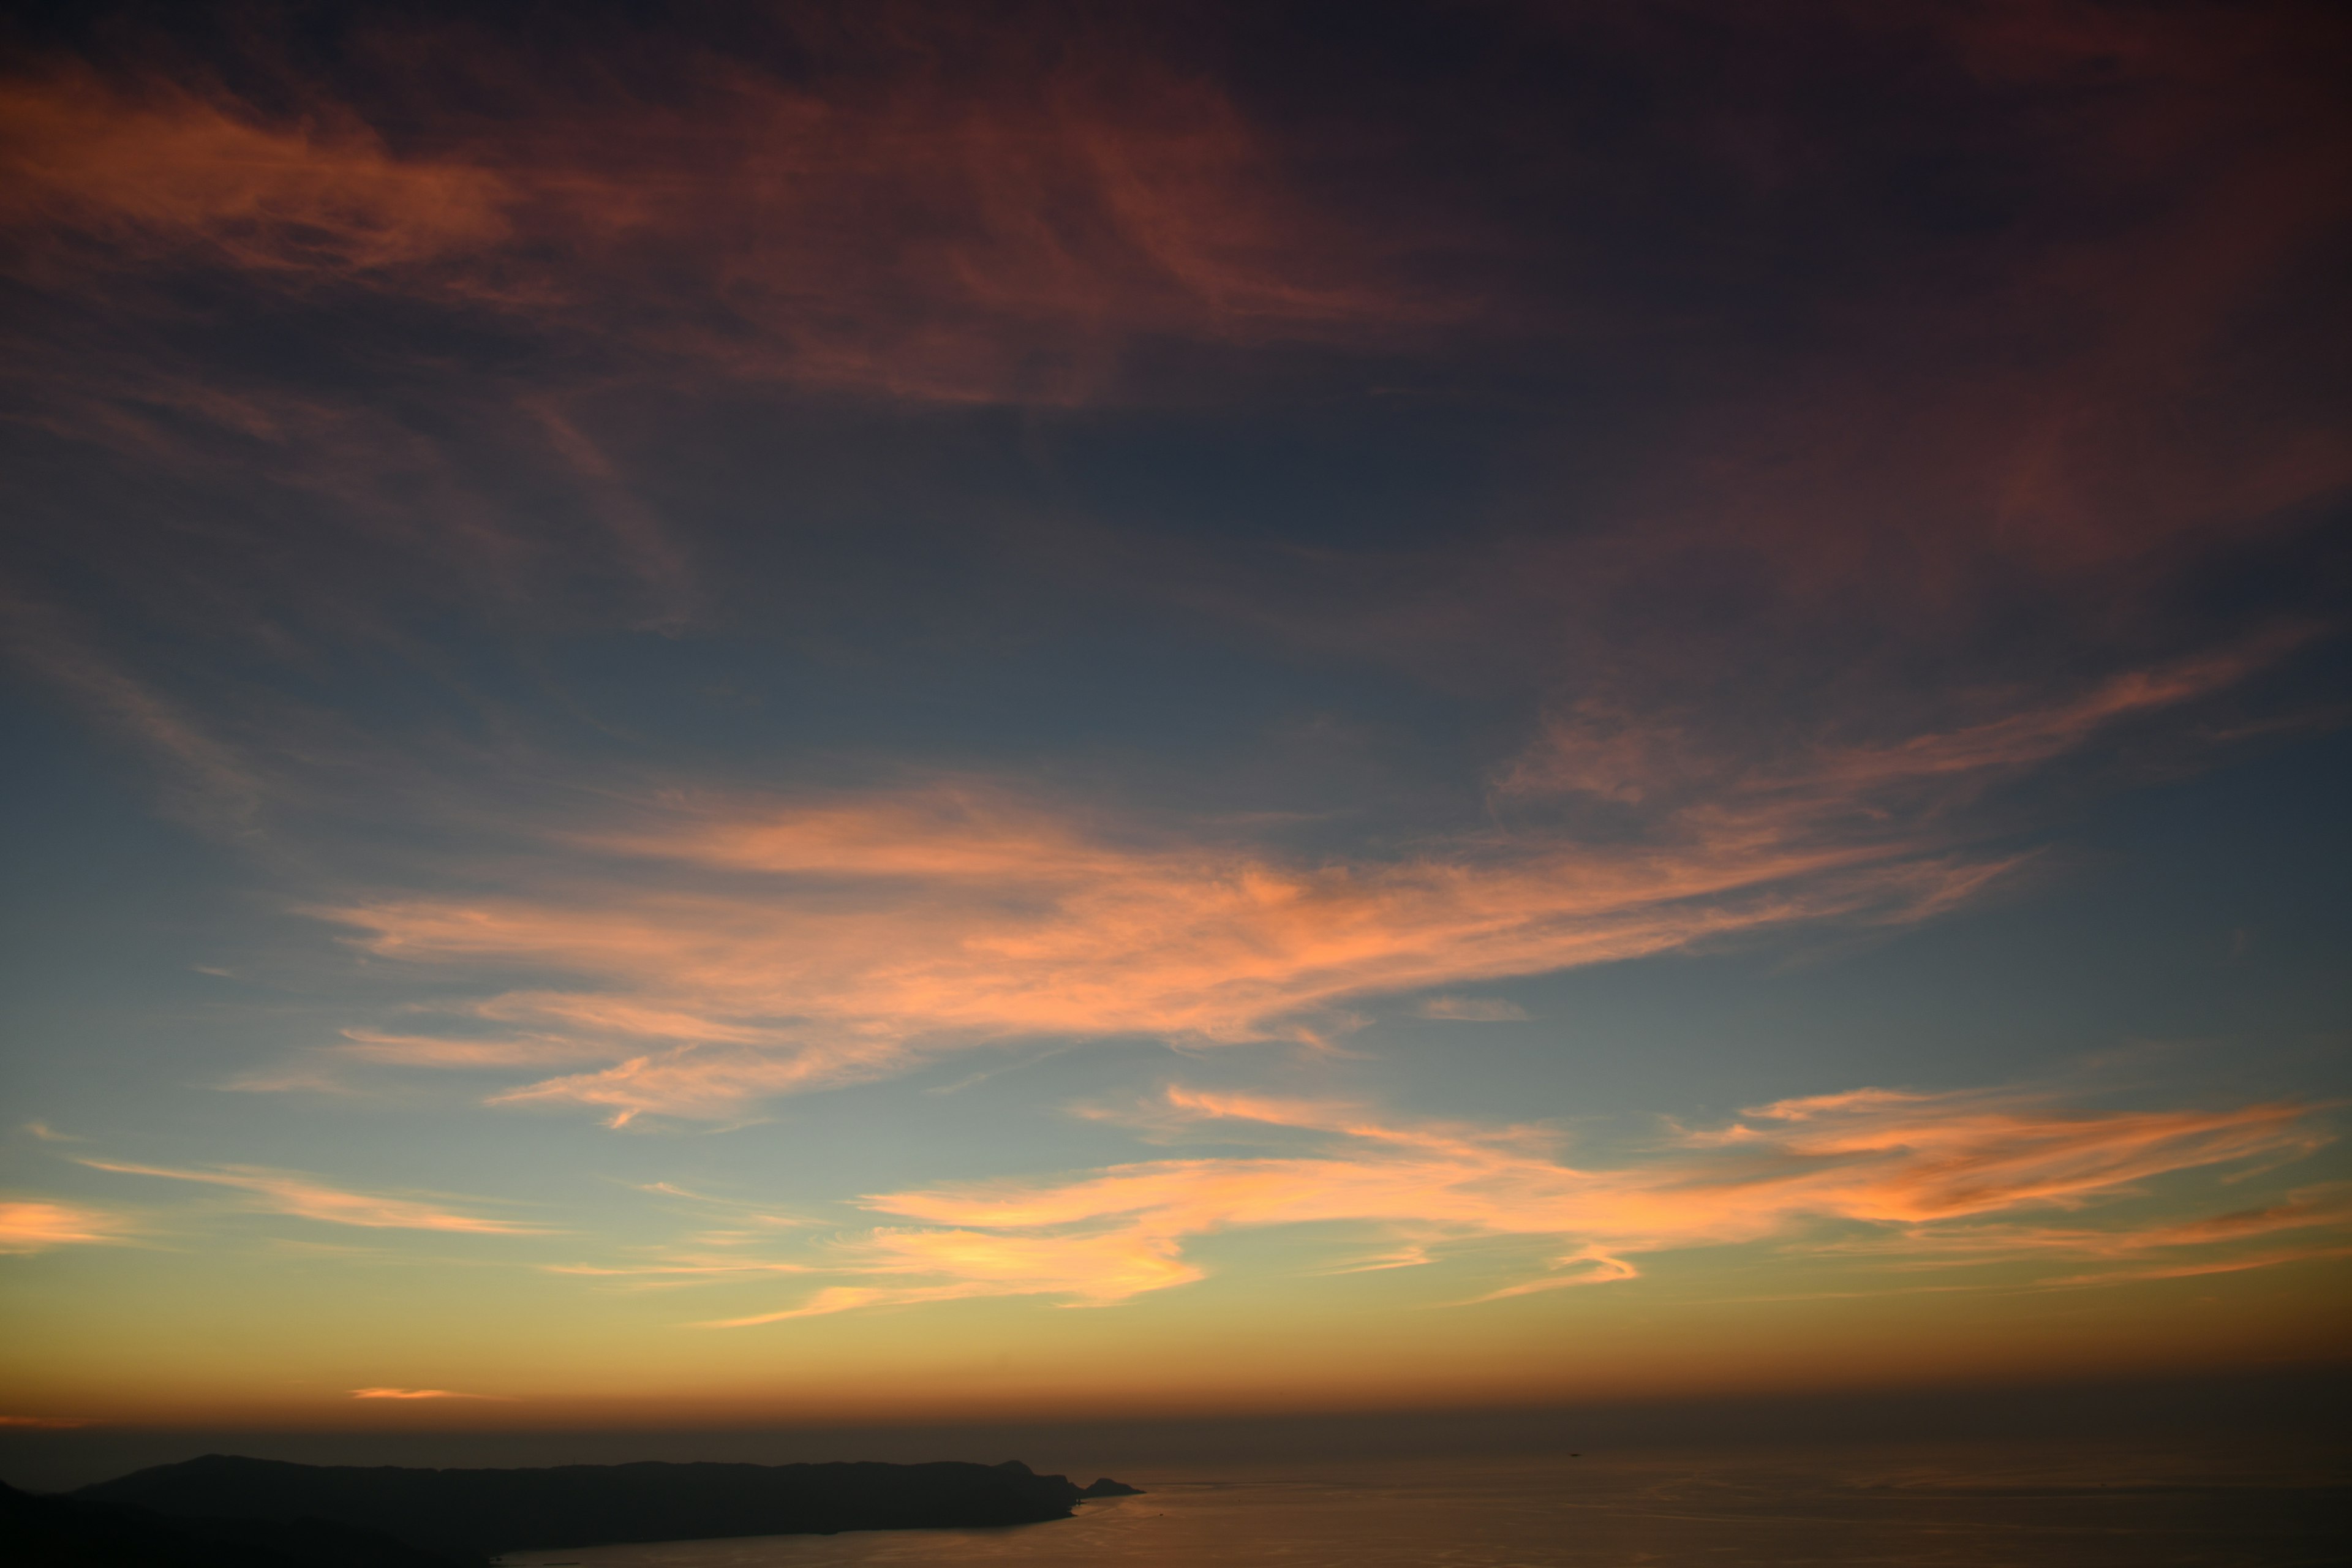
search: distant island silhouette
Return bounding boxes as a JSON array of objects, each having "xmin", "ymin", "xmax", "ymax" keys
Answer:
[{"xmin": 49, "ymin": 1455, "xmax": 1142, "ymax": 1562}]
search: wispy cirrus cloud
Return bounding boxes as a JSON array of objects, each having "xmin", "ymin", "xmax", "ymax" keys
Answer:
[
  {"xmin": 296, "ymin": 632, "xmax": 2294, "ymax": 1125},
  {"xmin": 552, "ymin": 1256, "xmax": 813, "ymax": 1289},
  {"xmin": 1496, "ymin": 635, "xmax": 2308, "ymax": 809},
  {"xmin": 1811, "ymin": 1182, "xmax": 2352, "ymax": 1276},
  {"xmin": 76, "ymin": 1160, "xmax": 548, "ymax": 1234},
  {"xmin": 315, "ymin": 790, "xmax": 2011, "ymax": 1123},
  {"xmin": 0, "ymin": 68, "xmax": 510, "ymax": 284},
  {"xmin": 0, "ymin": 593, "xmax": 271, "ymax": 833},
  {"xmin": 697, "ymin": 1229, "xmax": 1202, "ymax": 1327},
  {"xmin": 1, "ymin": 20, "xmax": 1430, "ymax": 408},
  {"xmin": 349, "ymin": 1387, "xmax": 512, "ymax": 1401},
  {"xmin": 671, "ymin": 1083, "xmax": 2335, "ymax": 1322},
  {"xmin": 1418, "ymin": 997, "xmax": 1530, "ymax": 1022},
  {"xmin": 2034, "ymin": 1242, "xmax": 2352, "ymax": 1288},
  {"xmin": 0, "ymin": 1199, "xmax": 134, "ymax": 1253}
]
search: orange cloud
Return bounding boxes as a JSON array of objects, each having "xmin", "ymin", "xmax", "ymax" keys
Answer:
[
  {"xmin": 2034, "ymin": 1243, "xmax": 2352, "ymax": 1288},
  {"xmin": 332, "ymin": 1028, "xmax": 621, "ymax": 1070},
  {"xmin": 0, "ymin": 69, "xmax": 510, "ymax": 283},
  {"xmin": 1499, "ymin": 634, "xmax": 2302, "ymax": 809},
  {"xmin": 1813, "ymin": 1182, "xmax": 2352, "ymax": 1268},
  {"xmin": 304, "ymin": 634, "xmax": 2270, "ymax": 1124},
  {"xmin": 349, "ymin": 1387, "xmax": 512, "ymax": 1400},
  {"xmin": 1, "ymin": 29, "xmax": 1433, "ymax": 408},
  {"xmin": 1418, "ymin": 997, "xmax": 1530, "ymax": 1022},
  {"xmin": 664, "ymin": 1083, "xmax": 2335, "ymax": 1321},
  {"xmin": 699, "ymin": 1227, "xmax": 1201, "ymax": 1327},
  {"xmin": 0, "ymin": 1199, "xmax": 131, "ymax": 1253},
  {"xmin": 76, "ymin": 1160, "xmax": 547, "ymax": 1234},
  {"xmin": 314, "ymin": 781, "xmax": 2006, "ymax": 1120}
]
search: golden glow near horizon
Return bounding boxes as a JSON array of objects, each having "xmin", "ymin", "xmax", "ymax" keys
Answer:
[
  {"xmin": 3, "ymin": 1, "xmax": 2349, "ymax": 1435},
  {"xmin": 7, "ymin": 1076, "xmax": 2344, "ymax": 1427}
]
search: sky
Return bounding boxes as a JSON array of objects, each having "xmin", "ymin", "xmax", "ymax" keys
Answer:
[{"xmin": 1, "ymin": 0, "xmax": 2348, "ymax": 1444}]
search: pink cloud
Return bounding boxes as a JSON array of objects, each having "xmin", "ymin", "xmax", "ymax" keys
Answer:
[
  {"xmin": 697, "ymin": 1227, "xmax": 1202, "ymax": 1327},
  {"xmin": 668, "ymin": 1083, "xmax": 2336, "ymax": 1321},
  {"xmin": 77, "ymin": 1159, "xmax": 548, "ymax": 1234},
  {"xmin": 349, "ymin": 1388, "xmax": 512, "ymax": 1401},
  {"xmin": 0, "ymin": 1199, "xmax": 131, "ymax": 1253},
  {"xmin": 1812, "ymin": 1182, "xmax": 2352, "ymax": 1270},
  {"xmin": 1, "ymin": 30, "xmax": 1439, "ymax": 409},
  {"xmin": 2034, "ymin": 1243, "xmax": 2352, "ymax": 1288},
  {"xmin": 329, "ymin": 846, "xmax": 2001, "ymax": 1119},
  {"xmin": 306, "ymin": 758, "xmax": 2065, "ymax": 1121},
  {"xmin": 253, "ymin": 598, "xmax": 2300, "ymax": 1128},
  {"xmin": 1498, "ymin": 634, "xmax": 2303, "ymax": 809},
  {"xmin": 0, "ymin": 69, "xmax": 510, "ymax": 283}
]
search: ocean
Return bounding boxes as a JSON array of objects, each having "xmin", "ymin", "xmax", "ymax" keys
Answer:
[{"xmin": 492, "ymin": 1442, "xmax": 2350, "ymax": 1567}]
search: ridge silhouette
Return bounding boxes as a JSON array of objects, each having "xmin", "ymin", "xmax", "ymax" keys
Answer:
[
  {"xmin": 2, "ymin": 1477, "xmax": 472, "ymax": 1567},
  {"xmin": 72, "ymin": 1454, "xmax": 1142, "ymax": 1557}
]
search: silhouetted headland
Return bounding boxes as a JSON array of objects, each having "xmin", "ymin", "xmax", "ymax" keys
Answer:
[
  {"xmin": 2, "ymin": 1476, "xmax": 469, "ymax": 1568},
  {"xmin": 68, "ymin": 1454, "xmax": 1143, "ymax": 1558}
]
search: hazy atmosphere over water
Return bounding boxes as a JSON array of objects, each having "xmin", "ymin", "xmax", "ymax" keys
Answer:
[{"xmin": 2, "ymin": 0, "xmax": 2349, "ymax": 1493}]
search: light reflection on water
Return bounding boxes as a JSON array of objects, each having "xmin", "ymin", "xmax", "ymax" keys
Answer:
[{"xmin": 496, "ymin": 1442, "xmax": 2349, "ymax": 1567}]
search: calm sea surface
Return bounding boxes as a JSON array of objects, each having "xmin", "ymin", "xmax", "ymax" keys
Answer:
[{"xmin": 494, "ymin": 1444, "xmax": 2350, "ymax": 1567}]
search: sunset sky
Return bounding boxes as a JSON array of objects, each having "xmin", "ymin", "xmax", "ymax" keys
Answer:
[{"xmin": 2, "ymin": 0, "xmax": 2348, "ymax": 1441}]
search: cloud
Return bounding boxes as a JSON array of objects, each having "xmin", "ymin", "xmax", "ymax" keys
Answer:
[
  {"xmin": 0, "ymin": 1199, "xmax": 132, "ymax": 1253},
  {"xmin": 0, "ymin": 69, "xmax": 511, "ymax": 284},
  {"xmin": 697, "ymin": 1224, "xmax": 1202, "ymax": 1327},
  {"xmin": 1496, "ymin": 634, "xmax": 2305, "ymax": 809},
  {"xmin": 308, "ymin": 633, "xmax": 2261, "ymax": 1125},
  {"xmin": 551, "ymin": 1257, "xmax": 812, "ymax": 1287},
  {"xmin": 0, "ymin": 15, "xmax": 1450, "ymax": 741},
  {"xmin": 75, "ymin": 1160, "xmax": 548, "ymax": 1234},
  {"xmin": 6, "ymin": 4, "xmax": 2340, "ymax": 1155},
  {"xmin": 1466, "ymin": 1248, "xmax": 1642, "ymax": 1302},
  {"xmin": 0, "ymin": 24, "xmax": 1436, "ymax": 407},
  {"xmin": 313, "ymin": 780, "xmax": 2016, "ymax": 1120},
  {"xmin": 2034, "ymin": 1242, "xmax": 2352, "ymax": 1289},
  {"xmin": 0, "ymin": 593, "xmax": 270, "ymax": 833},
  {"xmin": 348, "ymin": 1387, "xmax": 512, "ymax": 1401},
  {"xmin": 332, "ymin": 1029, "xmax": 623, "ymax": 1070},
  {"xmin": 1418, "ymin": 997, "xmax": 1530, "ymax": 1022},
  {"xmin": 0, "ymin": 1415, "xmax": 96, "ymax": 1428},
  {"xmin": 677, "ymin": 1082, "xmax": 2335, "ymax": 1321},
  {"xmin": 1811, "ymin": 1180, "xmax": 2352, "ymax": 1281}
]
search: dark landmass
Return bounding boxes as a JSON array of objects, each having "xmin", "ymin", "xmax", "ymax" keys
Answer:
[
  {"xmin": 74, "ymin": 1454, "xmax": 1142, "ymax": 1556},
  {"xmin": 1, "ymin": 1478, "xmax": 475, "ymax": 1568}
]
